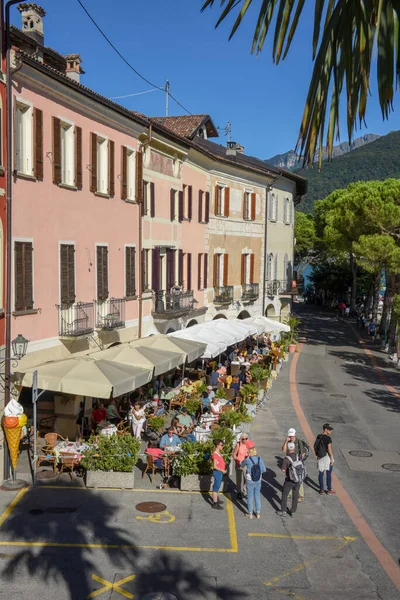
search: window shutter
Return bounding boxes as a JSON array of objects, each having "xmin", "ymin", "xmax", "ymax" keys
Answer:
[
  {"xmin": 214, "ymin": 185, "xmax": 219, "ymax": 215},
  {"xmin": 60, "ymin": 244, "xmax": 75, "ymax": 305},
  {"xmin": 284, "ymin": 199, "xmax": 287, "ymax": 223},
  {"xmin": 197, "ymin": 253, "xmax": 202, "ymax": 290},
  {"xmin": 150, "ymin": 182, "xmax": 155, "ymax": 217},
  {"xmin": 34, "ymin": 108, "xmax": 43, "ymax": 179},
  {"xmin": 178, "ymin": 249, "xmax": 184, "ymax": 287},
  {"xmin": 108, "ymin": 140, "xmax": 115, "ymax": 197},
  {"xmin": 224, "ymin": 187, "xmax": 230, "ymax": 217},
  {"xmin": 141, "ymin": 248, "xmax": 146, "ymax": 292},
  {"xmin": 125, "ymin": 247, "xmax": 136, "ymax": 297},
  {"xmin": 205, "ymin": 191, "xmax": 210, "ymax": 223},
  {"xmin": 141, "ymin": 182, "xmax": 146, "ymax": 217},
  {"xmin": 13, "ymin": 101, "xmax": 17, "ymax": 172},
  {"xmin": 203, "ymin": 253, "xmax": 208, "ymax": 289},
  {"xmin": 178, "ymin": 190, "xmax": 184, "ymax": 222},
  {"xmin": 90, "ymin": 132, "xmax": 98, "ymax": 192},
  {"xmin": 187, "ymin": 253, "xmax": 192, "ymax": 291},
  {"xmin": 136, "ymin": 150, "xmax": 143, "ymax": 202},
  {"xmin": 268, "ymin": 194, "xmax": 273, "ymax": 220},
  {"xmin": 152, "ymin": 247, "xmax": 160, "ymax": 291},
  {"xmin": 198, "ymin": 190, "xmax": 203, "ymax": 223},
  {"xmin": 250, "ymin": 254, "xmax": 255, "ymax": 283},
  {"xmin": 274, "ymin": 254, "xmax": 278, "ymax": 279},
  {"xmin": 24, "ymin": 243, "xmax": 33, "ymax": 310},
  {"xmin": 213, "ymin": 254, "xmax": 218, "ymax": 287},
  {"xmin": 241, "ymin": 254, "xmax": 246, "ymax": 285},
  {"xmin": 275, "ymin": 196, "xmax": 278, "ymax": 221},
  {"xmin": 188, "ymin": 185, "xmax": 193, "ymax": 220},
  {"xmin": 242, "ymin": 193, "xmax": 247, "ymax": 220},
  {"xmin": 52, "ymin": 117, "xmax": 61, "ymax": 184},
  {"xmin": 97, "ymin": 246, "xmax": 108, "ymax": 301},
  {"xmin": 75, "ymin": 126, "xmax": 82, "ymax": 190},
  {"xmin": 170, "ymin": 188, "xmax": 175, "ymax": 221},
  {"xmin": 121, "ymin": 146, "xmax": 128, "ymax": 200},
  {"xmin": 223, "ymin": 254, "xmax": 229, "ymax": 286},
  {"xmin": 14, "ymin": 242, "xmax": 24, "ymax": 311},
  {"xmin": 251, "ymin": 193, "xmax": 256, "ymax": 221}
]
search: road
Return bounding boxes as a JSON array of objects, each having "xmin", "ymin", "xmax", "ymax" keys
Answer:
[{"xmin": 0, "ymin": 304, "xmax": 399, "ymax": 599}]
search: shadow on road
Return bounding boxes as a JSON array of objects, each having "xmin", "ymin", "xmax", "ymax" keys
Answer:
[{"xmin": 1, "ymin": 488, "xmax": 246, "ymax": 599}]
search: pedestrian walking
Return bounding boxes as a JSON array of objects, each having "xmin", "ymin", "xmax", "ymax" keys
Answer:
[
  {"xmin": 282, "ymin": 428, "xmax": 309, "ymax": 502},
  {"xmin": 241, "ymin": 447, "xmax": 266, "ymax": 519},
  {"xmin": 232, "ymin": 434, "xmax": 254, "ymax": 500},
  {"xmin": 276, "ymin": 442, "xmax": 307, "ymax": 518},
  {"xmin": 130, "ymin": 402, "xmax": 146, "ymax": 439},
  {"xmin": 314, "ymin": 423, "xmax": 335, "ymax": 495},
  {"xmin": 211, "ymin": 439, "xmax": 226, "ymax": 510}
]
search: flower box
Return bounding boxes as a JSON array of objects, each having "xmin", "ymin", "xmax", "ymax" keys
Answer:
[
  {"xmin": 180, "ymin": 473, "xmax": 229, "ymax": 492},
  {"xmin": 85, "ymin": 470, "xmax": 135, "ymax": 489}
]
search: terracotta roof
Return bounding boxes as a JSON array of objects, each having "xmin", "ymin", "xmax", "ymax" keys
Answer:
[{"xmin": 150, "ymin": 115, "xmax": 218, "ymax": 139}]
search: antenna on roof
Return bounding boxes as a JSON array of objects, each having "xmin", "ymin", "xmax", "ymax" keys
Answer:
[
  {"xmin": 217, "ymin": 121, "xmax": 232, "ymax": 142},
  {"xmin": 165, "ymin": 79, "xmax": 170, "ymax": 116}
]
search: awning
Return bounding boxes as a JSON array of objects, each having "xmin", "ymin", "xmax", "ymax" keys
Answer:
[
  {"xmin": 14, "ymin": 357, "xmax": 153, "ymax": 399},
  {"xmin": 168, "ymin": 327, "xmax": 226, "ymax": 359},
  {"xmin": 95, "ymin": 344, "xmax": 183, "ymax": 376},
  {"xmin": 209, "ymin": 318, "xmax": 258, "ymax": 342},
  {"xmin": 243, "ymin": 316, "xmax": 290, "ymax": 334},
  {"xmin": 138, "ymin": 334, "xmax": 206, "ymax": 364}
]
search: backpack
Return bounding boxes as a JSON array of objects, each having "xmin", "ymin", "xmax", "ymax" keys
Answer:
[
  {"xmin": 249, "ymin": 457, "xmax": 261, "ymax": 482},
  {"xmin": 286, "ymin": 456, "xmax": 307, "ymax": 483},
  {"xmin": 296, "ymin": 438, "xmax": 310, "ymax": 462},
  {"xmin": 314, "ymin": 434, "xmax": 327, "ymax": 459}
]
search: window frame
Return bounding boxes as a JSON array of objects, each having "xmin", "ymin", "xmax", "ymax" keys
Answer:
[
  {"xmin": 126, "ymin": 148, "xmax": 136, "ymax": 201},
  {"xmin": 96, "ymin": 243, "xmax": 109, "ymax": 302},
  {"xmin": 60, "ymin": 120, "xmax": 75, "ymax": 186},
  {"xmin": 15, "ymin": 99, "xmax": 33, "ymax": 176},
  {"xmin": 13, "ymin": 238, "xmax": 35, "ymax": 313},
  {"xmin": 96, "ymin": 135, "xmax": 108, "ymax": 195},
  {"xmin": 125, "ymin": 244, "xmax": 137, "ymax": 299}
]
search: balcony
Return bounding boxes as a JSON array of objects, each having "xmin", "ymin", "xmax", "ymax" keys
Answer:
[
  {"xmin": 57, "ymin": 302, "xmax": 94, "ymax": 337},
  {"xmin": 214, "ymin": 285, "xmax": 234, "ymax": 304},
  {"xmin": 153, "ymin": 289, "xmax": 195, "ymax": 316},
  {"xmin": 266, "ymin": 279, "xmax": 292, "ymax": 296},
  {"xmin": 95, "ymin": 298, "xmax": 126, "ymax": 330},
  {"xmin": 241, "ymin": 283, "xmax": 259, "ymax": 301}
]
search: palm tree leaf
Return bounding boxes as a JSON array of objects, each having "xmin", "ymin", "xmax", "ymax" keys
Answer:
[
  {"xmin": 312, "ymin": 0, "xmax": 326, "ymax": 59},
  {"xmin": 229, "ymin": 0, "xmax": 254, "ymax": 39},
  {"xmin": 274, "ymin": 0, "xmax": 296, "ymax": 63},
  {"xmin": 282, "ymin": 0, "xmax": 306, "ymax": 59}
]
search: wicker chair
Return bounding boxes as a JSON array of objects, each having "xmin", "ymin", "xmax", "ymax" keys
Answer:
[
  {"xmin": 142, "ymin": 454, "xmax": 164, "ymax": 483},
  {"xmin": 44, "ymin": 432, "xmax": 64, "ymax": 448}
]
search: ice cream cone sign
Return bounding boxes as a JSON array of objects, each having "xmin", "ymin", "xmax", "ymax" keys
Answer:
[{"xmin": 2, "ymin": 399, "xmax": 26, "ymax": 470}]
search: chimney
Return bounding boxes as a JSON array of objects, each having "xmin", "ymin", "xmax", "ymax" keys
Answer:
[
  {"xmin": 18, "ymin": 4, "xmax": 46, "ymax": 46},
  {"xmin": 226, "ymin": 141, "xmax": 237, "ymax": 156},
  {"xmin": 65, "ymin": 54, "xmax": 84, "ymax": 83}
]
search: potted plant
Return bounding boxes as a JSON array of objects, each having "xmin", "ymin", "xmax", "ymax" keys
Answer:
[
  {"xmin": 215, "ymin": 387, "xmax": 227, "ymax": 400},
  {"xmin": 286, "ymin": 315, "xmax": 301, "ymax": 352},
  {"xmin": 240, "ymin": 383, "xmax": 259, "ymax": 413},
  {"xmin": 219, "ymin": 409, "xmax": 243, "ymax": 429},
  {"xmin": 146, "ymin": 414, "xmax": 167, "ymax": 434},
  {"xmin": 184, "ymin": 397, "xmax": 201, "ymax": 417},
  {"xmin": 174, "ymin": 427, "xmax": 235, "ymax": 491},
  {"xmin": 82, "ymin": 433, "xmax": 141, "ymax": 489}
]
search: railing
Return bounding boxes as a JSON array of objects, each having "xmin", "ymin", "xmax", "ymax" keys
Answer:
[
  {"xmin": 57, "ymin": 302, "xmax": 94, "ymax": 337},
  {"xmin": 214, "ymin": 285, "xmax": 234, "ymax": 304},
  {"xmin": 241, "ymin": 282, "xmax": 259, "ymax": 301},
  {"xmin": 95, "ymin": 298, "xmax": 126, "ymax": 330},
  {"xmin": 266, "ymin": 280, "xmax": 291, "ymax": 295},
  {"xmin": 153, "ymin": 290, "xmax": 195, "ymax": 314}
]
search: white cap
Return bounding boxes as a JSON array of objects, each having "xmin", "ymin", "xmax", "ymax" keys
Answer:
[{"xmin": 288, "ymin": 428, "xmax": 296, "ymax": 436}]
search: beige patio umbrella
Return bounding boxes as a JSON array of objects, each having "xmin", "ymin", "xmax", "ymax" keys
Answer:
[
  {"xmin": 95, "ymin": 344, "xmax": 183, "ymax": 376},
  {"xmin": 137, "ymin": 334, "xmax": 206, "ymax": 364},
  {"xmin": 15, "ymin": 356, "xmax": 153, "ymax": 399}
]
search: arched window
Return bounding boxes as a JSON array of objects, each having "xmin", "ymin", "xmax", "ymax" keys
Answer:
[
  {"xmin": 269, "ymin": 193, "xmax": 277, "ymax": 221},
  {"xmin": 284, "ymin": 198, "xmax": 291, "ymax": 224},
  {"xmin": 274, "ymin": 253, "xmax": 278, "ymax": 280},
  {"xmin": 283, "ymin": 253, "xmax": 288, "ymax": 285},
  {"xmin": 267, "ymin": 253, "xmax": 273, "ymax": 280}
]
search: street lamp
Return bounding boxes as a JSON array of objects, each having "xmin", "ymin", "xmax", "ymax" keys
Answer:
[{"xmin": 11, "ymin": 334, "xmax": 29, "ymax": 361}]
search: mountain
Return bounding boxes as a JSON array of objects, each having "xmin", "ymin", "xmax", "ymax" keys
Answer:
[
  {"xmin": 295, "ymin": 131, "xmax": 400, "ymax": 213},
  {"xmin": 265, "ymin": 133, "xmax": 380, "ymax": 170}
]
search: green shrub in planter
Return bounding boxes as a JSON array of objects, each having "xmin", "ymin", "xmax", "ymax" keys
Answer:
[
  {"xmin": 240, "ymin": 383, "xmax": 259, "ymax": 404},
  {"xmin": 81, "ymin": 434, "xmax": 140, "ymax": 472},
  {"xmin": 219, "ymin": 409, "xmax": 243, "ymax": 429},
  {"xmin": 216, "ymin": 387, "xmax": 227, "ymax": 400},
  {"xmin": 173, "ymin": 431, "xmax": 234, "ymax": 477},
  {"xmin": 146, "ymin": 415, "xmax": 167, "ymax": 432},
  {"xmin": 184, "ymin": 397, "xmax": 201, "ymax": 416},
  {"xmin": 249, "ymin": 364, "xmax": 270, "ymax": 383}
]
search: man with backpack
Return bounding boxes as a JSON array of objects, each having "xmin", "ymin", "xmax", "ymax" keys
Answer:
[
  {"xmin": 282, "ymin": 428, "xmax": 309, "ymax": 502},
  {"xmin": 314, "ymin": 423, "xmax": 335, "ymax": 495},
  {"xmin": 241, "ymin": 446, "xmax": 266, "ymax": 519},
  {"xmin": 276, "ymin": 441, "xmax": 307, "ymax": 518}
]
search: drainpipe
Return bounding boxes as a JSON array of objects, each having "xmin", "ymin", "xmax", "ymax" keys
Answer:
[
  {"xmin": 4, "ymin": 0, "xmax": 23, "ymax": 482},
  {"xmin": 137, "ymin": 125, "xmax": 152, "ymax": 339}
]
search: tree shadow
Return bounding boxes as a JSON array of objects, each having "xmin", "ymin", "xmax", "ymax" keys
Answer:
[
  {"xmin": 364, "ymin": 387, "xmax": 400, "ymax": 414},
  {"xmin": 0, "ymin": 487, "xmax": 246, "ymax": 599}
]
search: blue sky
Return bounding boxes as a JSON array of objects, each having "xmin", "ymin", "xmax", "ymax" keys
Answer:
[{"xmin": 12, "ymin": 0, "xmax": 398, "ymax": 159}]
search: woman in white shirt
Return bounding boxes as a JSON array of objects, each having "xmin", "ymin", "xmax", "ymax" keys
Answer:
[
  {"xmin": 210, "ymin": 397, "xmax": 221, "ymax": 421},
  {"xmin": 130, "ymin": 402, "xmax": 146, "ymax": 439}
]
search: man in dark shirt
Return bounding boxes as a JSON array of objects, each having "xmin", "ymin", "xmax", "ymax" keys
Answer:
[
  {"xmin": 276, "ymin": 442, "xmax": 301, "ymax": 518},
  {"xmin": 315, "ymin": 423, "xmax": 335, "ymax": 495}
]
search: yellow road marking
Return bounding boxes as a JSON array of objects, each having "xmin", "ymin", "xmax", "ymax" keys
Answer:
[
  {"xmin": 249, "ymin": 533, "xmax": 357, "ymax": 541},
  {"xmin": 0, "ymin": 540, "xmax": 237, "ymax": 552},
  {"xmin": 225, "ymin": 492, "xmax": 238, "ymax": 553},
  {"xmin": 88, "ymin": 573, "xmax": 135, "ymax": 599},
  {"xmin": 136, "ymin": 511, "xmax": 175, "ymax": 523},
  {"xmin": 264, "ymin": 537, "xmax": 355, "ymax": 587},
  {"xmin": 0, "ymin": 488, "xmax": 29, "ymax": 527}
]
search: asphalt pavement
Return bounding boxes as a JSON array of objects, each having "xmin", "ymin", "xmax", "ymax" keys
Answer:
[{"xmin": 0, "ymin": 304, "xmax": 399, "ymax": 599}]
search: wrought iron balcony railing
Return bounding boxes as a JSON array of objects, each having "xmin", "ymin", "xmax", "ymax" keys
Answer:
[
  {"xmin": 241, "ymin": 282, "xmax": 259, "ymax": 301},
  {"xmin": 57, "ymin": 302, "xmax": 94, "ymax": 337},
  {"xmin": 266, "ymin": 279, "xmax": 291, "ymax": 296},
  {"xmin": 95, "ymin": 298, "xmax": 126, "ymax": 330},
  {"xmin": 214, "ymin": 285, "xmax": 234, "ymax": 304},
  {"xmin": 153, "ymin": 290, "xmax": 195, "ymax": 314}
]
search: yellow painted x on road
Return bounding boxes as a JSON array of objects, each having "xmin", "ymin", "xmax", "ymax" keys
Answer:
[{"xmin": 87, "ymin": 573, "xmax": 135, "ymax": 599}]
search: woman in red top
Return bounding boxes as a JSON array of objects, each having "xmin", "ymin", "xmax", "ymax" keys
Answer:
[{"xmin": 211, "ymin": 440, "xmax": 226, "ymax": 510}]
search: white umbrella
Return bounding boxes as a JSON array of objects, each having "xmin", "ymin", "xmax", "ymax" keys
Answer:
[
  {"xmin": 244, "ymin": 316, "xmax": 290, "ymax": 334},
  {"xmin": 96, "ymin": 344, "xmax": 183, "ymax": 377},
  {"xmin": 15, "ymin": 356, "xmax": 153, "ymax": 399},
  {"xmin": 208, "ymin": 318, "xmax": 257, "ymax": 342},
  {"xmin": 138, "ymin": 334, "xmax": 206, "ymax": 364},
  {"xmin": 169, "ymin": 327, "xmax": 226, "ymax": 358}
]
